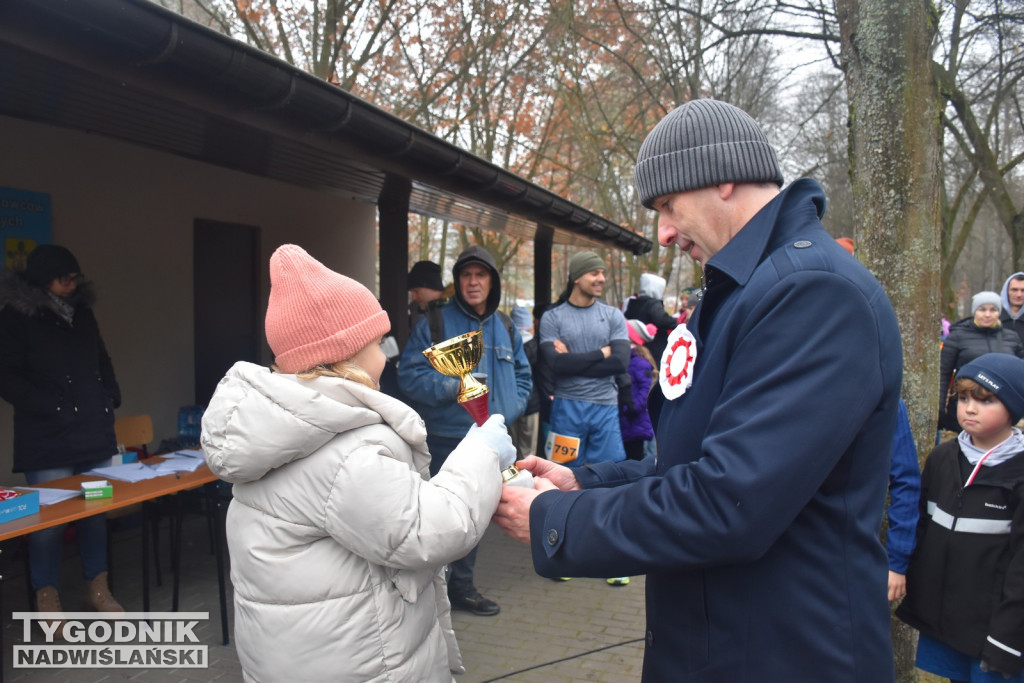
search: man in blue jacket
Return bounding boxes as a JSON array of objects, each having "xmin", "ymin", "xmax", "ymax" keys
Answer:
[
  {"xmin": 494, "ymin": 99, "xmax": 902, "ymax": 680},
  {"xmin": 399, "ymin": 245, "xmax": 531, "ymax": 617}
]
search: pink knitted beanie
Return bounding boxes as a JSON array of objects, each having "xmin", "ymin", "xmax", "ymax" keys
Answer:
[
  {"xmin": 265, "ymin": 244, "xmax": 390, "ymax": 373},
  {"xmin": 626, "ymin": 319, "xmax": 657, "ymax": 346}
]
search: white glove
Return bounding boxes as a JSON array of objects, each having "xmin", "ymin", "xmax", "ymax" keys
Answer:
[{"xmin": 466, "ymin": 415, "xmax": 517, "ymax": 470}]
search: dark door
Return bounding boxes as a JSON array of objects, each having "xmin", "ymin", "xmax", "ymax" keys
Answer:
[{"xmin": 194, "ymin": 220, "xmax": 260, "ymax": 406}]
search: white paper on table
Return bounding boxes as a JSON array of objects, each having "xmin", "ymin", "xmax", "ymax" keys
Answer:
[
  {"xmin": 154, "ymin": 455, "xmax": 205, "ymax": 473},
  {"xmin": 19, "ymin": 487, "xmax": 82, "ymax": 505},
  {"xmin": 173, "ymin": 449, "xmax": 204, "ymax": 459},
  {"xmin": 87, "ymin": 463, "xmax": 165, "ymax": 483}
]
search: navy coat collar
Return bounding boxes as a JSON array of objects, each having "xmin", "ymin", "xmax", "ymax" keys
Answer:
[{"xmin": 704, "ymin": 178, "xmax": 826, "ymax": 288}]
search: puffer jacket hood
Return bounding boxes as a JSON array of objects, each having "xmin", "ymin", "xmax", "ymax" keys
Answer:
[
  {"xmin": 1002, "ymin": 272, "xmax": 1024, "ymax": 320},
  {"xmin": 452, "ymin": 246, "xmax": 501, "ymax": 320},
  {"xmin": 639, "ymin": 272, "xmax": 666, "ymax": 299},
  {"xmin": 203, "ymin": 362, "xmax": 429, "ymax": 483}
]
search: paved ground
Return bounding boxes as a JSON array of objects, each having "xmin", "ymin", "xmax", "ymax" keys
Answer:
[{"xmin": 1, "ymin": 509, "xmax": 647, "ymax": 682}]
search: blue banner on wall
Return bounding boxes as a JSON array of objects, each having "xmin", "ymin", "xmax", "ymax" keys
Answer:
[{"xmin": 0, "ymin": 187, "xmax": 52, "ymax": 273}]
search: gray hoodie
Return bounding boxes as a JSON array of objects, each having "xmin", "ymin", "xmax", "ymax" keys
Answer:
[{"xmin": 1001, "ymin": 272, "xmax": 1024, "ymax": 320}]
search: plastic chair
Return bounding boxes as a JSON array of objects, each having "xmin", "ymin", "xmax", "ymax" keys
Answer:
[
  {"xmin": 145, "ymin": 406, "xmax": 225, "ymax": 613},
  {"xmin": 107, "ymin": 414, "xmax": 159, "ymax": 591},
  {"xmin": 114, "ymin": 414, "xmax": 153, "ymax": 459},
  {"xmin": 176, "ymin": 405, "xmax": 204, "ymax": 448}
]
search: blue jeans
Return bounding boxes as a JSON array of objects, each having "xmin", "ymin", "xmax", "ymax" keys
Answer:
[
  {"xmin": 25, "ymin": 457, "xmax": 113, "ymax": 590},
  {"xmin": 916, "ymin": 632, "xmax": 1024, "ymax": 683},
  {"xmin": 427, "ymin": 434, "xmax": 480, "ymax": 597}
]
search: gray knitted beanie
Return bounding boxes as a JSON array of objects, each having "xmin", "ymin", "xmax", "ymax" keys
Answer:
[
  {"xmin": 972, "ymin": 291, "xmax": 1001, "ymax": 314},
  {"xmin": 634, "ymin": 99, "xmax": 784, "ymax": 208}
]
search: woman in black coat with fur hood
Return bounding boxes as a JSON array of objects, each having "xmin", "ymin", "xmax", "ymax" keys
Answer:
[{"xmin": 0, "ymin": 244, "xmax": 124, "ymax": 624}]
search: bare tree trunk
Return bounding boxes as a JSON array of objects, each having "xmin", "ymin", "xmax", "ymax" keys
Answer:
[{"xmin": 834, "ymin": 0, "xmax": 941, "ymax": 680}]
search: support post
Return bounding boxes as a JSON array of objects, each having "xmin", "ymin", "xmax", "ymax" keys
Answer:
[
  {"xmin": 534, "ymin": 224, "xmax": 554, "ymax": 311},
  {"xmin": 378, "ymin": 175, "xmax": 412, "ymax": 347}
]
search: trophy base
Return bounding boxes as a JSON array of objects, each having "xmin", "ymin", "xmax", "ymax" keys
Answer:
[{"xmin": 502, "ymin": 466, "xmax": 533, "ymax": 487}]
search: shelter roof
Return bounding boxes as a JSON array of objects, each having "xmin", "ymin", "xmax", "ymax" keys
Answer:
[{"xmin": 0, "ymin": 0, "xmax": 653, "ymax": 255}]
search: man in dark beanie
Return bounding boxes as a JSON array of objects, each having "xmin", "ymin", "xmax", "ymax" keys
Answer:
[
  {"xmin": 406, "ymin": 260, "xmax": 445, "ymax": 331},
  {"xmin": 496, "ymin": 99, "xmax": 902, "ymax": 681},
  {"xmin": 0, "ymin": 243, "xmax": 125, "ymax": 630}
]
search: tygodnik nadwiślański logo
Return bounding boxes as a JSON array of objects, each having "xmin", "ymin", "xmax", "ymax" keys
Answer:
[{"xmin": 13, "ymin": 611, "xmax": 208, "ymax": 668}]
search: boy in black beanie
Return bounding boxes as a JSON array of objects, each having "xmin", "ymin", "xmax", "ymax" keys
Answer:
[{"xmin": 898, "ymin": 353, "xmax": 1024, "ymax": 681}]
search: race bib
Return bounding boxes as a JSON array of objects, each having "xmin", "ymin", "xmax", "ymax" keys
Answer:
[
  {"xmin": 660, "ymin": 324, "xmax": 697, "ymax": 401},
  {"xmin": 545, "ymin": 431, "xmax": 581, "ymax": 464}
]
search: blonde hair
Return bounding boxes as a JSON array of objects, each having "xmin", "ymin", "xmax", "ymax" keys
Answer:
[{"xmin": 275, "ymin": 360, "xmax": 378, "ymax": 390}]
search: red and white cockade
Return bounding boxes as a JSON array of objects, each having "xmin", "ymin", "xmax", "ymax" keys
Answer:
[{"xmin": 660, "ymin": 324, "xmax": 697, "ymax": 400}]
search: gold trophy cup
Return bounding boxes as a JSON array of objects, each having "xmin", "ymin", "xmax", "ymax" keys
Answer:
[
  {"xmin": 422, "ymin": 330, "xmax": 489, "ymax": 419},
  {"xmin": 423, "ymin": 330, "xmax": 524, "ymax": 484}
]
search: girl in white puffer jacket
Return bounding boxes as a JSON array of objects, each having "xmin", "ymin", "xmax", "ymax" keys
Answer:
[{"xmin": 201, "ymin": 245, "xmax": 512, "ymax": 683}]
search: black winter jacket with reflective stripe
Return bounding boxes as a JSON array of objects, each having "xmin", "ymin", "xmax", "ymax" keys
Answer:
[{"xmin": 897, "ymin": 439, "xmax": 1024, "ymax": 675}]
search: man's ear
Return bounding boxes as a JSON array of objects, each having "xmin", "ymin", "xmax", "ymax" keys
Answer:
[{"xmin": 717, "ymin": 182, "xmax": 736, "ymax": 200}]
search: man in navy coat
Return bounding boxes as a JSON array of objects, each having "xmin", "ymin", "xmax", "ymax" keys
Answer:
[{"xmin": 495, "ymin": 99, "xmax": 901, "ymax": 681}]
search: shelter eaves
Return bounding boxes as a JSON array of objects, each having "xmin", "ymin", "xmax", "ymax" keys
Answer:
[{"xmin": 0, "ymin": 0, "xmax": 653, "ymax": 256}]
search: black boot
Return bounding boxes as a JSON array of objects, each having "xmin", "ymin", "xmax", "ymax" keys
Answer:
[{"xmin": 448, "ymin": 587, "xmax": 500, "ymax": 616}]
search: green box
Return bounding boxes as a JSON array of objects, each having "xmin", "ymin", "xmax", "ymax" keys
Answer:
[{"xmin": 81, "ymin": 480, "xmax": 112, "ymax": 500}]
